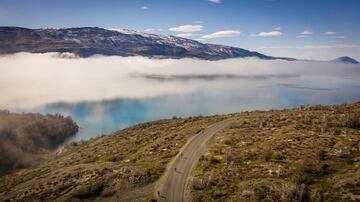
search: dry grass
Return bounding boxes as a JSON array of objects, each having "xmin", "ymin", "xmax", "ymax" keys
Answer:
[
  {"xmin": 1, "ymin": 102, "xmax": 360, "ymax": 201},
  {"xmin": 191, "ymin": 102, "xmax": 360, "ymax": 202},
  {"xmin": 0, "ymin": 115, "xmax": 227, "ymax": 201}
]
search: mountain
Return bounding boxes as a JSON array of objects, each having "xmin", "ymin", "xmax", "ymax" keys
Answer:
[
  {"xmin": 331, "ymin": 56, "xmax": 359, "ymax": 64},
  {"xmin": 0, "ymin": 26, "xmax": 294, "ymax": 60}
]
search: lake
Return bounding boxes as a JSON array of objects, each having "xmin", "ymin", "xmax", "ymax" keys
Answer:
[{"xmin": 1, "ymin": 53, "xmax": 360, "ymax": 140}]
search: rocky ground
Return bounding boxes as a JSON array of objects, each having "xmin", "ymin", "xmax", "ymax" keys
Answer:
[{"xmin": 0, "ymin": 102, "xmax": 359, "ymax": 201}]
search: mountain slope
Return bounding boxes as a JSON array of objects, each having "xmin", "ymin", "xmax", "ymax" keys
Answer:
[
  {"xmin": 331, "ymin": 56, "xmax": 359, "ymax": 64},
  {"xmin": 0, "ymin": 26, "xmax": 290, "ymax": 60}
]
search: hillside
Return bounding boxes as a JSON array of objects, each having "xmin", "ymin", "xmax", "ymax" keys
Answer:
[
  {"xmin": 0, "ymin": 110, "xmax": 78, "ymax": 176},
  {"xmin": 0, "ymin": 103, "xmax": 359, "ymax": 201},
  {"xmin": 191, "ymin": 104, "xmax": 360, "ymax": 201},
  {"xmin": 0, "ymin": 26, "xmax": 288, "ymax": 60},
  {"xmin": 331, "ymin": 56, "xmax": 359, "ymax": 64},
  {"xmin": 0, "ymin": 115, "xmax": 226, "ymax": 201}
]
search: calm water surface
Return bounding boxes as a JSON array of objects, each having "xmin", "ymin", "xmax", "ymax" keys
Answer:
[
  {"xmin": 2, "ymin": 54, "xmax": 360, "ymax": 140},
  {"xmin": 32, "ymin": 81, "xmax": 360, "ymax": 140}
]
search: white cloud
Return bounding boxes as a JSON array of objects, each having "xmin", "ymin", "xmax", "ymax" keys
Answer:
[
  {"xmin": 300, "ymin": 30, "xmax": 313, "ymax": 35},
  {"xmin": 144, "ymin": 28, "xmax": 163, "ymax": 33},
  {"xmin": 259, "ymin": 44, "xmax": 360, "ymax": 49},
  {"xmin": 141, "ymin": 6, "xmax": 149, "ymax": 10},
  {"xmin": 202, "ymin": 30, "xmax": 240, "ymax": 39},
  {"xmin": 169, "ymin": 25, "xmax": 203, "ymax": 33},
  {"xmin": 275, "ymin": 27, "xmax": 281, "ymax": 31},
  {"xmin": 144, "ymin": 28, "xmax": 155, "ymax": 32},
  {"xmin": 176, "ymin": 33, "xmax": 193, "ymax": 38},
  {"xmin": 334, "ymin": 35, "xmax": 346, "ymax": 39},
  {"xmin": 296, "ymin": 30, "xmax": 314, "ymax": 38},
  {"xmin": 193, "ymin": 20, "xmax": 203, "ymax": 24},
  {"xmin": 300, "ymin": 44, "xmax": 359, "ymax": 49},
  {"xmin": 252, "ymin": 31, "xmax": 283, "ymax": 37},
  {"xmin": 208, "ymin": 0, "xmax": 222, "ymax": 3},
  {"xmin": 258, "ymin": 45, "xmax": 294, "ymax": 49},
  {"xmin": 325, "ymin": 31, "xmax": 336, "ymax": 35},
  {"xmin": 324, "ymin": 32, "xmax": 346, "ymax": 39}
]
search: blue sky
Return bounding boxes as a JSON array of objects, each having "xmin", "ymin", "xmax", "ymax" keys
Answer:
[{"xmin": 0, "ymin": 0, "xmax": 359, "ymax": 60}]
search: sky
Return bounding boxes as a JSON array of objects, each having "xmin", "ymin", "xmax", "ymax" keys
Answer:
[{"xmin": 0, "ymin": 0, "xmax": 359, "ymax": 60}]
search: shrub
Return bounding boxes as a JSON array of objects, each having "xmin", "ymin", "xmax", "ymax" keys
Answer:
[
  {"xmin": 224, "ymin": 152, "xmax": 239, "ymax": 164},
  {"xmin": 345, "ymin": 112, "xmax": 360, "ymax": 129},
  {"xmin": 315, "ymin": 149, "xmax": 326, "ymax": 160},
  {"xmin": 212, "ymin": 189, "xmax": 227, "ymax": 197},
  {"xmin": 296, "ymin": 158, "xmax": 323, "ymax": 175},
  {"xmin": 155, "ymin": 162, "xmax": 166, "ymax": 173},
  {"xmin": 210, "ymin": 156, "xmax": 221, "ymax": 164},
  {"xmin": 262, "ymin": 145, "xmax": 272, "ymax": 162},
  {"xmin": 72, "ymin": 179, "xmax": 104, "ymax": 199},
  {"xmin": 295, "ymin": 158, "xmax": 327, "ymax": 184},
  {"xmin": 274, "ymin": 151, "xmax": 284, "ymax": 160},
  {"xmin": 335, "ymin": 150, "xmax": 351, "ymax": 158},
  {"xmin": 259, "ymin": 120, "xmax": 267, "ymax": 128},
  {"xmin": 105, "ymin": 155, "xmax": 124, "ymax": 162},
  {"xmin": 224, "ymin": 138, "xmax": 232, "ymax": 145},
  {"xmin": 192, "ymin": 177, "xmax": 210, "ymax": 190}
]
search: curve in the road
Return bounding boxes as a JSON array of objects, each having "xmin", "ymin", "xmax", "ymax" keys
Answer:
[{"xmin": 156, "ymin": 117, "xmax": 238, "ymax": 202}]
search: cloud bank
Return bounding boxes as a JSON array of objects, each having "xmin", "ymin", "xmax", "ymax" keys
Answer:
[{"xmin": 0, "ymin": 52, "xmax": 359, "ymax": 110}]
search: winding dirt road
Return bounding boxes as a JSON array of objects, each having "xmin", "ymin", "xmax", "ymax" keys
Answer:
[{"xmin": 156, "ymin": 117, "xmax": 238, "ymax": 202}]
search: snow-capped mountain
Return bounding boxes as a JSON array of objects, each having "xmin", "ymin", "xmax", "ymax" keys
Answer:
[{"xmin": 0, "ymin": 26, "xmax": 293, "ymax": 60}]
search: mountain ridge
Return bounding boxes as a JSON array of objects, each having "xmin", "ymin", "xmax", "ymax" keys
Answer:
[
  {"xmin": 1, "ymin": 26, "xmax": 357, "ymax": 63},
  {"xmin": 331, "ymin": 56, "xmax": 359, "ymax": 64},
  {"xmin": 0, "ymin": 26, "xmax": 294, "ymax": 60}
]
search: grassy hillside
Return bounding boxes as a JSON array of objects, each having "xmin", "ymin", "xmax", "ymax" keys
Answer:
[
  {"xmin": 0, "ymin": 110, "xmax": 78, "ymax": 176},
  {"xmin": 0, "ymin": 115, "xmax": 226, "ymax": 201},
  {"xmin": 0, "ymin": 102, "xmax": 359, "ymax": 201},
  {"xmin": 190, "ymin": 103, "xmax": 360, "ymax": 202}
]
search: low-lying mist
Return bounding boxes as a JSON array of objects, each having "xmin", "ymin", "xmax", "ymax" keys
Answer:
[{"xmin": 1, "ymin": 52, "xmax": 359, "ymax": 110}]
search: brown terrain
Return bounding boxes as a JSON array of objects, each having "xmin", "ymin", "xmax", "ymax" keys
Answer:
[{"xmin": 0, "ymin": 102, "xmax": 359, "ymax": 201}]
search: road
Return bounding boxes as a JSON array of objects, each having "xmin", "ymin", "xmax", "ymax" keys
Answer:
[{"xmin": 156, "ymin": 117, "xmax": 238, "ymax": 202}]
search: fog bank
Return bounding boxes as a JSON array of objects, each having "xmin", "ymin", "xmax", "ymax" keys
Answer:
[{"xmin": 0, "ymin": 52, "xmax": 359, "ymax": 110}]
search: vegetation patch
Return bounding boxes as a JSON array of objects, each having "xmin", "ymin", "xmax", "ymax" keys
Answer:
[{"xmin": 191, "ymin": 102, "xmax": 360, "ymax": 202}]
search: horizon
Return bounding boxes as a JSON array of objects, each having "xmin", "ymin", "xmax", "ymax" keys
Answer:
[{"xmin": 0, "ymin": 0, "xmax": 359, "ymax": 60}]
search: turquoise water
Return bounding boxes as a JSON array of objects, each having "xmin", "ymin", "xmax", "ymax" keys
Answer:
[
  {"xmin": 2, "ymin": 55, "xmax": 360, "ymax": 141},
  {"xmin": 33, "ymin": 83, "xmax": 360, "ymax": 140}
]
